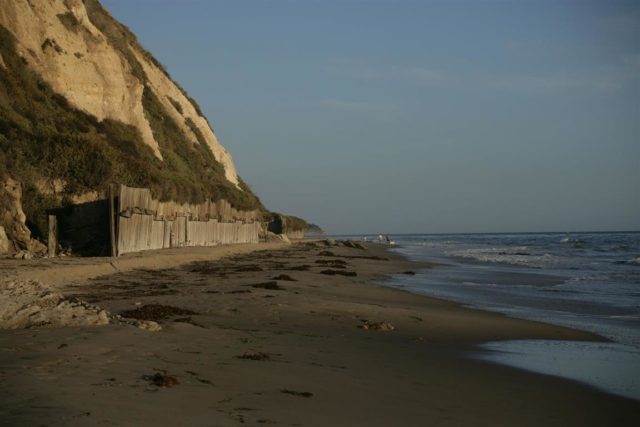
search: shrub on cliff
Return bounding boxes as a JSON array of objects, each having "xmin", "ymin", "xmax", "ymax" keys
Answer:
[{"xmin": 0, "ymin": 24, "xmax": 262, "ymax": 242}]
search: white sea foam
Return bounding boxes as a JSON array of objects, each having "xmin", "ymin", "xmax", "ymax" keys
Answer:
[
  {"xmin": 560, "ymin": 236, "xmax": 586, "ymax": 244},
  {"xmin": 446, "ymin": 246, "xmax": 561, "ymax": 268}
]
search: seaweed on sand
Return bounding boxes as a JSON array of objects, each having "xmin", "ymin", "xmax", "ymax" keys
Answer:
[
  {"xmin": 272, "ymin": 274, "xmax": 297, "ymax": 281},
  {"xmin": 280, "ymin": 389, "xmax": 313, "ymax": 398},
  {"xmin": 250, "ymin": 281, "xmax": 285, "ymax": 291},
  {"xmin": 142, "ymin": 371, "xmax": 179, "ymax": 388},
  {"xmin": 120, "ymin": 304, "xmax": 197, "ymax": 321},
  {"xmin": 237, "ymin": 351, "xmax": 271, "ymax": 361},
  {"xmin": 319, "ymin": 270, "xmax": 357, "ymax": 277}
]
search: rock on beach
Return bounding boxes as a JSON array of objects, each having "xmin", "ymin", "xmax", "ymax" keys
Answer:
[{"xmin": 0, "ymin": 279, "xmax": 110, "ymax": 329}]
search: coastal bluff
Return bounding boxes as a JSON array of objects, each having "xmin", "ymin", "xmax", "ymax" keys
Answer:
[
  {"xmin": 1, "ymin": 0, "xmax": 291, "ymax": 256},
  {"xmin": 0, "ymin": 0, "xmax": 238, "ymax": 175}
]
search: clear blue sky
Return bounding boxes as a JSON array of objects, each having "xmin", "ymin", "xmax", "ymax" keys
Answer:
[{"xmin": 103, "ymin": 0, "xmax": 639, "ymax": 234}]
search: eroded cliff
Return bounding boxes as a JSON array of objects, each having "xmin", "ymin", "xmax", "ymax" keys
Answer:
[{"xmin": 0, "ymin": 0, "xmax": 262, "ymax": 254}]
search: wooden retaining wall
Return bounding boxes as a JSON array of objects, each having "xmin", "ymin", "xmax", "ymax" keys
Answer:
[{"xmin": 116, "ymin": 185, "xmax": 261, "ymax": 255}]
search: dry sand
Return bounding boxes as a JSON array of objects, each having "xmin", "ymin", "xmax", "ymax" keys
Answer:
[{"xmin": 0, "ymin": 241, "xmax": 638, "ymax": 426}]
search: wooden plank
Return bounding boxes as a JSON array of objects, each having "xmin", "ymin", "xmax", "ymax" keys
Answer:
[
  {"xmin": 47, "ymin": 215, "xmax": 57, "ymax": 258},
  {"xmin": 150, "ymin": 220, "xmax": 165, "ymax": 250},
  {"xmin": 185, "ymin": 215, "xmax": 190, "ymax": 246},
  {"xmin": 109, "ymin": 184, "xmax": 117, "ymax": 257},
  {"xmin": 175, "ymin": 217, "xmax": 186, "ymax": 246},
  {"xmin": 163, "ymin": 220, "xmax": 172, "ymax": 248}
]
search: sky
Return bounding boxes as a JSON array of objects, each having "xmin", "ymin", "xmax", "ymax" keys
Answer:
[{"xmin": 102, "ymin": 0, "xmax": 639, "ymax": 234}]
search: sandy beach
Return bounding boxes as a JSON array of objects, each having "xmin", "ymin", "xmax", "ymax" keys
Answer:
[{"xmin": 0, "ymin": 241, "xmax": 638, "ymax": 426}]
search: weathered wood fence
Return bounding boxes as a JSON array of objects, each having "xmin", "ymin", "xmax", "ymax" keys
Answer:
[{"xmin": 115, "ymin": 185, "xmax": 262, "ymax": 255}]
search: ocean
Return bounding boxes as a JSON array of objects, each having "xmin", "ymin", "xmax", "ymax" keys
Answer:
[{"xmin": 339, "ymin": 232, "xmax": 640, "ymax": 400}]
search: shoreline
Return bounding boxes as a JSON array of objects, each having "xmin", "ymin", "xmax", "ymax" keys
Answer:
[
  {"xmin": 380, "ymin": 241, "xmax": 640, "ymax": 400},
  {"xmin": 1, "ymin": 241, "xmax": 637, "ymax": 425}
]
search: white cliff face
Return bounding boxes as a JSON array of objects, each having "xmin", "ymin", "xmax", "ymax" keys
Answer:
[
  {"xmin": 0, "ymin": 0, "xmax": 240, "ymax": 186},
  {"xmin": 0, "ymin": 0, "xmax": 159, "ymax": 158},
  {"xmin": 134, "ymin": 50, "xmax": 240, "ymax": 185}
]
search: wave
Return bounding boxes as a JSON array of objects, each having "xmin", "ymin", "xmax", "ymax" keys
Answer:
[
  {"xmin": 446, "ymin": 247, "xmax": 562, "ymax": 268},
  {"xmin": 559, "ymin": 236, "xmax": 587, "ymax": 248}
]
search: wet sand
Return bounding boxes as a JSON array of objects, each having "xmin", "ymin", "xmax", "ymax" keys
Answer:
[{"xmin": 0, "ymin": 241, "xmax": 638, "ymax": 426}]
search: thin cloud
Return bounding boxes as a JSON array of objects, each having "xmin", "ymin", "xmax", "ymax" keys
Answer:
[
  {"xmin": 324, "ymin": 59, "xmax": 445, "ymax": 86},
  {"xmin": 324, "ymin": 57, "xmax": 634, "ymax": 95},
  {"xmin": 480, "ymin": 61, "xmax": 638, "ymax": 95},
  {"xmin": 320, "ymin": 98, "xmax": 399, "ymax": 113}
]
